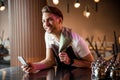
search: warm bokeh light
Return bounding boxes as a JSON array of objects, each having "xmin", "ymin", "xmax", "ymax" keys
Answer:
[
  {"xmin": 74, "ymin": 2, "xmax": 80, "ymax": 8},
  {"xmin": 0, "ymin": 6, "xmax": 5, "ymax": 11},
  {"xmin": 83, "ymin": 11, "xmax": 90, "ymax": 18},
  {"xmin": 52, "ymin": 0, "xmax": 59, "ymax": 5},
  {"xmin": 0, "ymin": 1, "xmax": 5, "ymax": 11},
  {"xmin": 83, "ymin": 5, "xmax": 90, "ymax": 18},
  {"xmin": 94, "ymin": 0, "xmax": 100, "ymax": 3}
]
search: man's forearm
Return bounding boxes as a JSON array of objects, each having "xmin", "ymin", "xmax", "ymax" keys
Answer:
[{"xmin": 33, "ymin": 59, "xmax": 55, "ymax": 70}]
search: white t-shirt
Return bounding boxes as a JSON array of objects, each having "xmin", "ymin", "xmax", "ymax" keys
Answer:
[{"xmin": 45, "ymin": 27, "xmax": 90, "ymax": 58}]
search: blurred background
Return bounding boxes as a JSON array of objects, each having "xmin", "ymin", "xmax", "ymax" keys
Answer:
[{"xmin": 0, "ymin": 0, "xmax": 120, "ymax": 67}]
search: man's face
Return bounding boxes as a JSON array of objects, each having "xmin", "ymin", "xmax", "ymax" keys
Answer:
[{"xmin": 42, "ymin": 12, "xmax": 61, "ymax": 33}]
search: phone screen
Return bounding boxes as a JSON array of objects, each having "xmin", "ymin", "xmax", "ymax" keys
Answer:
[{"xmin": 18, "ymin": 56, "xmax": 28, "ymax": 66}]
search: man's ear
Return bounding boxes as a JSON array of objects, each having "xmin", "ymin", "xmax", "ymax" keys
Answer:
[{"xmin": 58, "ymin": 17, "xmax": 63, "ymax": 24}]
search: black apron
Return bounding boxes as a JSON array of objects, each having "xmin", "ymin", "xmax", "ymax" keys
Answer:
[{"xmin": 52, "ymin": 44, "xmax": 77, "ymax": 70}]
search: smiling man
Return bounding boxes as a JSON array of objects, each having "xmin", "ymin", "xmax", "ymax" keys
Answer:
[{"xmin": 21, "ymin": 5, "xmax": 94, "ymax": 73}]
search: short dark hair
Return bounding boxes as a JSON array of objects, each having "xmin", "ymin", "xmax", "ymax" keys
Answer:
[{"xmin": 42, "ymin": 5, "xmax": 63, "ymax": 20}]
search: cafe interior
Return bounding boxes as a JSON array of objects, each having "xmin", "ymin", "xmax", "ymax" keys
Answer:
[{"xmin": 0, "ymin": 0, "xmax": 120, "ymax": 80}]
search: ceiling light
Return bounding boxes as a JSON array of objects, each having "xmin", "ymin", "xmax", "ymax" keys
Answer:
[
  {"xmin": 94, "ymin": 0, "xmax": 100, "ymax": 3},
  {"xmin": 83, "ymin": 6, "xmax": 90, "ymax": 18},
  {"xmin": 74, "ymin": 0, "xmax": 80, "ymax": 8},
  {"xmin": 52, "ymin": 0, "xmax": 59, "ymax": 5},
  {"xmin": 0, "ymin": 1, "xmax": 5, "ymax": 11}
]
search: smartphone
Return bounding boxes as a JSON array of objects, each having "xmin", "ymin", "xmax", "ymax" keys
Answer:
[{"xmin": 18, "ymin": 56, "xmax": 28, "ymax": 66}]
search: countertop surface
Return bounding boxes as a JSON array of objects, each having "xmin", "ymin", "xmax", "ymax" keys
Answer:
[{"xmin": 0, "ymin": 66, "xmax": 92, "ymax": 80}]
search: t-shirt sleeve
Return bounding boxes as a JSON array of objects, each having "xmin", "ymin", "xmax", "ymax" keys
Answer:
[
  {"xmin": 78, "ymin": 37, "xmax": 90, "ymax": 57},
  {"xmin": 72, "ymin": 32, "xmax": 90, "ymax": 58},
  {"xmin": 45, "ymin": 32, "xmax": 52, "ymax": 48}
]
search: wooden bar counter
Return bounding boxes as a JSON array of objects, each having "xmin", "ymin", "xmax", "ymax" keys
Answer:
[{"xmin": 0, "ymin": 67, "xmax": 92, "ymax": 80}]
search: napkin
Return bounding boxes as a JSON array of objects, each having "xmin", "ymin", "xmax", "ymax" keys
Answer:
[{"xmin": 59, "ymin": 28, "xmax": 72, "ymax": 52}]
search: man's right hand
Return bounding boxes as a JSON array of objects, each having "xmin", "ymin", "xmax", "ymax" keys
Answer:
[
  {"xmin": 21, "ymin": 62, "xmax": 39, "ymax": 73},
  {"xmin": 21, "ymin": 63, "xmax": 32, "ymax": 73},
  {"xmin": 21, "ymin": 63, "xmax": 40, "ymax": 73}
]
